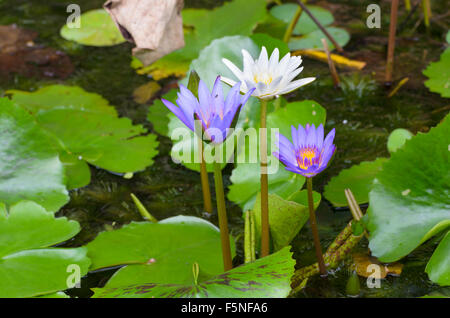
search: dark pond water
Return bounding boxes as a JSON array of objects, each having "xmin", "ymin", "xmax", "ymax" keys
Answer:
[{"xmin": 0, "ymin": 0, "xmax": 448, "ymax": 298}]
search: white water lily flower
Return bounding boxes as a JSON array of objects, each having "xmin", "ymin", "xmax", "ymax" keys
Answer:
[{"xmin": 221, "ymin": 46, "xmax": 316, "ymax": 100}]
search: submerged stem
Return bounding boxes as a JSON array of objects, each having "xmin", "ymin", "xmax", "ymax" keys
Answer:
[
  {"xmin": 213, "ymin": 160, "xmax": 233, "ymax": 271},
  {"xmin": 306, "ymin": 178, "xmax": 327, "ymax": 275},
  {"xmin": 260, "ymin": 98, "xmax": 270, "ymax": 257}
]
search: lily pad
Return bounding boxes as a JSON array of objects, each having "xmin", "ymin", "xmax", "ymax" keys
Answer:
[
  {"xmin": 387, "ymin": 128, "xmax": 413, "ymax": 154},
  {"xmin": 60, "ymin": 9, "xmax": 126, "ymax": 47},
  {"xmin": 87, "ymin": 216, "xmax": 236, "ymax": 287},
  {"xmin": 253, "ymin": 193, "xmax": 310, "ymax": 251},
  {"xmin": 425, "ymin": 231, "xmax": 450, "ymax": 286},
  {"xmin": 133, "ymin": 0, "xmax": 267, "ymax": 79},
  {"xmin": 0, "ymin": 98, "xmax": 68, "ymax": 211},
  {"xmin": 0, "ymin": 201, "xmax": 90, "ymax": 297},
  {"xmin": 423, "ymin": 48, "xmax": 450, "ymax": 98},
  {"xmin": 228, "ymin": 101, "xmax": 327, "ymax": 211},
  {"xmin": 270, "ymin": 4, "xmax": 334, "ymax": 35},
  {"xmin": 9, "ymin": 85, "xmax": 159, "ymax": 182},
  {"xmin": 368, "ymin": 115, "xmax": 450, "ymax": 284},
  {"xmin": 92, "ymin": 246, "xmax": 295, "ymax": 298},
  {"xmin": 289, "ymin": 27, "xmax": 351, "ymax": 51},
  {"xmin": 148, "ymin": 89, "xmax": 177, "ymax": 137},
  {"xmin": 324, "ymin": 158, "xmax": 388, "ymax": 207}
]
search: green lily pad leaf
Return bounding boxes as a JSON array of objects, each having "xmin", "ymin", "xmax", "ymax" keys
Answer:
[
  {"xmin": 324, "ymin": 158, "xmax": 388, "ymax": 207},
  {"xmin": 133, "ymin": 0, "xmax": 267, "ymax": 79},
  {"xmin": 9, "ymin": 86, "xmax": 159, "ymax": 176},
  {"xmin": 270, "ymin": 4, "xmax": 334, "ymax": 35},
  {"xmin": 60, "ymin": 9, "xmax": 126, "ymax": 47},
  {"xmin": 87, "ymin": 216, "xmax": 236, "ymax": 287},
  {"xmin": 446, "ymin": 30, "xmax": 450, "ymax": 44},
  {"xmin": 287, "ymin": 189, "xmax": 321, "ymax": 209},
  {"xmin": 7, "ymin": 84, "xmax": 117, "ymax": 116},
  {"xmin": 425, "ymin": 231, "xmax": 450, "ymax": 286},
  {"xmin": 387, "ymin": 128, "xmax": 414, "ymax": 154},
  {"xmin": 253, "ymin": 193, "xmax": 310, "ymax": 251},
  {"xmin": 368, "ymin": 115, "xmax": 450, "ymax": 267},
  {"xmin": 228, "ymin": 100, "xmax": 326, "ymax": 211},
  {"xmin": 60, "ymin": 152, "xmax": 91, "ymax": 190},
  {"xmin": 0, "ymin": 201, "xmax": 90, "ymax": 297},
  {"xmin": 92, "ymin": 246, "xmax": 295, "ymax": 298},
  {"xmin": 423, "ymin": 48, "xmax": 450, "ymax": 98},
  {"xmin": 289, "ymin": 27, "xmax": 350, "ymax": 51},
  {"xmin": 250, "ymin": 33, "xmax": 290, "ymax": 57},
  {"xmin": 148, "ymin": 89, "xmax": 177, "ymax": 137},
  {"xmin": 36, "ymin": 292, "xmax": 70, "ymax": 298},
  {"xmin": 0, "ymin": 98, "xmax": 68, "ymax": 212}
]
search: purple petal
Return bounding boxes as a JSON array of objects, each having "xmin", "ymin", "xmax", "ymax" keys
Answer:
[
  {"xmin": 291, "ymin": 125, "xmax": 298, "ymax": 148},
  {"xmin": 162, "ymin": 99, "xmax": 194, "ymax": 131},
  {"xmin": 297, "ymin": 124, "xmax": 307, "ymax": 148},
  {"xmin": 323, "ymin": 128, "xmax": 336, "ymax": 150},
  {"xmin": 198, "ymin": 79, "xmax": 212, "ymax": 120},
  {"xmin": 306, "ymin": 123, "xmax": 316, "ymax": 147},
  {"xmin": 316, "ymin": 124, "xmax": 324, "ymax": 149},
  {"xmin": 212, "ymin": 76, "xmax": 224, "ymax": 118}
]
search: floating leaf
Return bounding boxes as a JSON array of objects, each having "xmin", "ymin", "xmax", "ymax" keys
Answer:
[
  {"xmin": 253, "ymin": 193, "xmax": 310, "ymax": 251},
  {"xmin": 425, "ymin": 231, "xmax": 450, "ymax": 286},
  {"xmin": 228, "ymin": 101, "xmax": 326, "ymax": 211},
  {"xmin": 132, "ymin": 81, "xmax": 161, "ymax": 104},
  {"xmin": 87, "ymin": 216, "xmax": 235, "ymax": 287},
  {"xmin": 0, "ymin": 201, "xmax": 90, "ymax": 297},
  {"xmin": 92, "ymin": 246, "xmax": 295, "ymax": 298},
  {"xmin": 387, "ymin": 128, "xmax": 414, "ymax": 154},
  {"xmin": 270, "ymin": 4, "xmax": 334, "ymax": 35},
  {"xmin": 7, "ymin": 84, "xmax": 117, "ymax": 116},
  {"xmin": 148, "ymin": 89, "xmax": 177, "ymax": 137},
  {"xmin": 9, "ymin": 85, "xmax": 159, "ymax": 178},
  {"xmin": 324, "ymin": 158, "xmax": 388, "ymax": 207},
  {"xmin": 132, "ymin": 0, "xmax": 267, "ymax": 79},
  {"xmin": 289, "ymin": 27, "xmax": 350, "ymax": 51},
  {"xmin": 352, "ymin": 253, "xmax": 403, "ymax": 279},
  {"xmin": 368, "ymin": 115, "xmax": 450, "ymax": 284},
  {"xmin": 0, "ymin": 98, "xmax": 68, "ymax": 211},
  {"xmin": 287, "ymin": 189, "xmax": 321, "ymax": 209},
  {"xmin": 423, "ymin": 48, "xmax": 450, "ymax": 98},
  {"xmin": 60, "ymin": 9, "xmax": 126, "ymax": 47}
]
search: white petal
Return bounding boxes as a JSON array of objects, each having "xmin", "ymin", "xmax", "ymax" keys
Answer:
[
  {"xmin": 278, "ymin": 77, "xmax": 316, "ymax": 95},
  {"xmin": 242, "ymin": 49, "xmax": 256, "ymax": 74},
  {"xmin": 257, "ymin": 46, "xmax": 269, "ymax": 71},
  {"xmin": 222, "ymin": 58, "xmax": 245, "ymax": 82},
  {"xmin": 221, "ymin": 76, "xmax": 239, "ymax": 89}
]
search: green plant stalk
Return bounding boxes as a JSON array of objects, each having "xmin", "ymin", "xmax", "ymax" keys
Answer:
[
  {"xmin": 213, "ymin": 160, "xmax": 233, "ymax": 271},
  {"xmin": 290, "ymin": 221, "xmax": 364, "ymax": 293},
  {"xmin": 198, "ymin": 136, "xmax": 213, "ymax": 214},
  {"xmin": 306, "ymin": 177, "xmax": 326, "ymax": 275},
  {"xmin": 422, "ymin": 0, "xmax": 430, "ymax": 28},
  {"xmin": 131, "ymin": 193, "xmax": 158, "ymax": 223},
  {"xmin": 404, "ymin": 0, "xmax": 411, "ymax": 12},
  {"xmin": 244, "ymin": 210, "xmax": 256, "ymax": 263},
  {"xmin": 259, "ymin": 98, "xmax": 270, "ymax": 257},
  {"xmin": 282, "ymin": 2, "xmax": 304, "ymax": 43},
  {"xmin": 385, "ymin": 0, "xmax": 399, "ymax": 84}
]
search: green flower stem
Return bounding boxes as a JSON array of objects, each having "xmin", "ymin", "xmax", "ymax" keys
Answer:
[
  {"xmin": 198, "ymin": 136, "xmax": 213, "ymax": 214},
  {"xmin": 260, "ymin": 98, "xmax": 270, "ymax": 257},
  {"xmin": 385, "ymin": 0, "xmax": 399, "ymax": 84},
  {"xmin": 244, "ymin": 210, "xmax": 256, "ymax": 263},
  {"xmin": 131, "ymin": 193, "xmax": 158, "ymax": 223},
  {"xmin": 422, "ymin": 0, "xmax": 431, "ymax": 29},
  {"xmin": 306, "ymin": 177, "xmax": 326, "ymax": 275},
  {"xmin": 282, "ymin": 1, "xmax": 306, "ymax": 43},
  {"xmin": 290, "ymin": 221, "xmax": 364, "ymax": 294},
  {"xmin": 213, "ymin": 160, "xmax": 233, "ymax": 271},
  {"xmin": 404, "ymin": 0, "xmax": 411, "ymax": 12}
]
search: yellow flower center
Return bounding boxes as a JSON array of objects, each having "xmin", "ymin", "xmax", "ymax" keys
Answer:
[
  {"xmin": 254, "ymin": 73, "xmax": 273, "ymax": 85},
  {"xmin": 297, "ymin": 148, "xmax": 318, "ymax": 170}
]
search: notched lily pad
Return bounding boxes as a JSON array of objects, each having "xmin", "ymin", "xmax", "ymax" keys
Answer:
[
  {"xmin": 92, "ymin": 246, "xmax": 295, "ymax": 298},
  {"xmin": 423, "ymin": 48, "xmax": 450, "ymax": 98},
  {"xmin": 87, "ymin": 215, "xmax": 235, "ymax": 287},
  {"xmin": 0, "ymin": 98, "xmax": 69, "ymax": 211},
  {"xmin": 0, "ymin": 201, "xmax": 90, "ymax": 297},
  {"xmin": 60, "ymin": 9, "xmax": 126, "ymax": 47}
]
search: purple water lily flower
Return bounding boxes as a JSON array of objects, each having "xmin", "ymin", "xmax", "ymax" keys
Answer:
[
  {"xmin": 162, "ymin": 76, "xmax": 255, "ymax": 144},
  {"xmin": 273, "ymin": 124, "xmax": 336, "ymax": 178}
]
